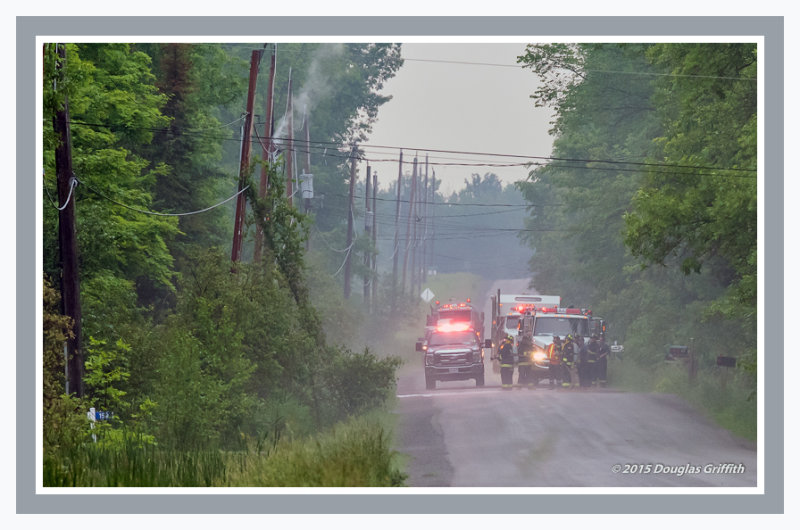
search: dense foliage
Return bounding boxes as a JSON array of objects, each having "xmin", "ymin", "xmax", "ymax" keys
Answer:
[
  {"xmin": 42, "ymin": 42, "xmax": 405, "ymax": 484},
  {"xmin": 516, "ymin": 43, "xmax": 757, "ymax": 429}
]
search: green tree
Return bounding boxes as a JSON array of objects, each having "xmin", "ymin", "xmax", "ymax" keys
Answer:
[
  {"xmin": 134, "ymin": 43, "xmax": 248, "ymax": 266},
  {"xmin": 516, "ymin": 42, "xmax": 757, "ymax": 388},
  {"xmin": 624, "ymin": 43, "xmax": 757, "ymax": 328},
  {"xmin": 517, "ymin": 43, "xmax": 660, "ymax": 307},
  {"xmin": 43, "ymin": 43, "xmax": 178, "ymax": 310}
]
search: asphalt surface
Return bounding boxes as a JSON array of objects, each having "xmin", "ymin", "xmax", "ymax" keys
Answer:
[{"xmin": 392, "ymin": 278, "xmax": 757, "ymax": 487}]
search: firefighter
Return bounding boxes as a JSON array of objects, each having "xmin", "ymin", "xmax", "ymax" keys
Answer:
[
  {"xmin": 517, "ymin": 331, "xmax": 534, "ymax": 389},
  {"xmin": 561, "ymin": 334, "xmax": 576, "ymax": 388},
  {"xmin": 585, "ymin": 335, "xmax": 601, "ymax": 387},
  {"xmin": 546, "ymin": 335, "xmax": 562, "ymax": 389},
  {"xmin": 597, "ymin": 336, "xmax": 610, "ymax": 387},
  {"xmin": 578, "ymin": 335, "xmax": 591, "ymax": 388},
  {"xmin": 497, "ymin": 335, "xmax": 516, "ymax": 390}
]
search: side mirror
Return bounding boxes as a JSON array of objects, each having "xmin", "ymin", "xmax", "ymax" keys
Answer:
[
  {"xmin": 484, "ymin": 339, "xmax": 492, "ymax": 349},
  {"xmin": 415, "ymin": 341, "xmax": 423, "ymax": 352}
]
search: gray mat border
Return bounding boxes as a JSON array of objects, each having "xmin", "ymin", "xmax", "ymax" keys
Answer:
[{"xmin": 17, "ymin": 16, "xmax": 783, "ymax": 514}]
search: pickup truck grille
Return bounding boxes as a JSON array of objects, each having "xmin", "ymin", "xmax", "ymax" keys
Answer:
[{"xmin": 433, "ymin": 348, "xmax": 473, "ymax": 365}]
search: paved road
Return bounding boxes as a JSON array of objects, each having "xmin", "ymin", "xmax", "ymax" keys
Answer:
[{"xmin": 392, "ymin": 278, "xmax": 757, "ymax": 487}]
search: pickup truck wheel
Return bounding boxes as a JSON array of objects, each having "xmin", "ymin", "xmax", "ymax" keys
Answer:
[
  {"xmin": 476, "ymin": 374, "xmax": 485, "ymax": 387},
  {"xmin": 425, "ymin": 375, "xmax": 436, "ymax": 390}
]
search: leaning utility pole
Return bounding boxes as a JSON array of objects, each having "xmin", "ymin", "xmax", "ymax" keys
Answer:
[
  {"xmin": 285, "ymin": 69, "xmax": 294, "ymax": 208},
  {"xmin": 343, "ymin": 146, "xmax": 357, "ymax": 299},
  {"xmin": 371, "ymin": 170, "xmax": 378, "ymax": 308},
  {"xmin": 391, "ymin": 150, "xmax": 403, "ymax": 312},
  {"xmin": 54, "ymin": 43, "xmax": 83, "ymax": 397},
  {"xmin": 231, "ymin": 49, "xmax": 263, "ymax": 264},
  {"xmin": 402, "ymin": 155, "xmax": 417, "ymax": 297},
  {"xmin": 363, "ymin": 165, "xmax": 372, "ymax": 307},
  {"xmin": 253, "ymin": 46, "xmax": 276, "ymax": 263}
]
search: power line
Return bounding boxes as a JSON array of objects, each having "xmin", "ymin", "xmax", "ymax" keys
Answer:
[
  {"xmin": 66, "ymin": 120, "xmax": 756, "ymax": 175},
  {"xmin": 404, "ymin": 57, "xmax": 757, "ymax": 81},
  {"xmin": 76, "ymin": 177, "xmax": 249, "ymax": 217}
]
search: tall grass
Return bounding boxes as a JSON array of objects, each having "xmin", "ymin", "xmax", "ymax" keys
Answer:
[
  {"xmin": 221, "ymin": 415, "xmax": 406, "ymax": 487},
  {"xmin": 43, "ymin": 415, "xmax": 406, "ymax": 487},
  {"xmin": 609, "ymin": 359, "xmax": 756, "ymax": 441},
  {"xmin": 44, "ymin": 439, "xmax": 227, "ymax": 487}
]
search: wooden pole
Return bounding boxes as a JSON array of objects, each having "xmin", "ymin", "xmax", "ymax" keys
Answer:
[
  {"xmin": 254, "ymin": 46, "xmax": 276, "ymax": 263},
  {"xmin": 363, "ymin": 165, "xmax": 372, "ymax": 307},
  {"xmin": 422, "ymin": 154, "xmax": 429, "ymax": 285},
  {"xmin": 302, "ymin": 107, "xmax": 312, "ymax": 250},
  {"xmin": 285, "ymin": 69, "xmax": 294, "ymax": 208},
  {"xmin": 53, "ymin": 43, "xmax": 83, "ymax": 397},
  {"xmin": 391, "ymin": 150, "xmax": 403, "ymax": 312},
  {"xmin": 371, "ymin": 171, "xmax": 378, "ymax": 307},
  {"xmin": 402, "ymin": 156, "xmax": 417, "ymax": 297},
  {"xmin": 344, "ymin": 146, "xmax": 357, "ymax": 299},
  {"xmin": 231, "ymin": 49, "xmax": 263, "ymax": 264}
]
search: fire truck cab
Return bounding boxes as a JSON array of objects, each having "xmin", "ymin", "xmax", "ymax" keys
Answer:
[{"xmin": 517, "ymin": 305, "xmax": 605, "ymax": 385}]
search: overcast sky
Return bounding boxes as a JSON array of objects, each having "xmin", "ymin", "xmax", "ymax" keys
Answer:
[{"xmin": 364, "ymin": 42, "xmax": 556, "ymax": 196}]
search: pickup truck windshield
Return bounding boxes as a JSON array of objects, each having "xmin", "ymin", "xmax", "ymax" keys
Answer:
[{"xmin": 429, "ymin": 331, "xmax": 477, "ymax": 347}]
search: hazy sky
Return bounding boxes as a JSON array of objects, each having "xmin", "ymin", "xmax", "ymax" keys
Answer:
[{"xmin": 365, "ymin": 42, "xmax": 556, "ymax": 196}]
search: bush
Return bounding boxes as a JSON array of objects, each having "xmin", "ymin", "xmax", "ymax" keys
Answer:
[{"xmin": 318, "ymin": 347, "xmax": 402, "ymax": 423}]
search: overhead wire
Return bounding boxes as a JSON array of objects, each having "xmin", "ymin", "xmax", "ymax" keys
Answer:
[
  {"xmin": 66, "ymin": 120, "xmax": 756, "ymax": 177},
  {"xmin": 76, "ymin": 177, "xmax": 249, "ymax": 217},
  {"xmin": 402, "ymin": 57, "xmax": 757, "ymax": 81}
]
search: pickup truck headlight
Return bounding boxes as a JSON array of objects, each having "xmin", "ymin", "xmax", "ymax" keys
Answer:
[
  {"xmin": 425, "ymin": 353, "xmax": 434, "ymax": 366},
  {"xmin": 532, "ymin": 350, "xmax": 548, "ymax": 363},
  {"xmin": 472, "ymin": 349, "xmax": 483, "ymax": 364}
]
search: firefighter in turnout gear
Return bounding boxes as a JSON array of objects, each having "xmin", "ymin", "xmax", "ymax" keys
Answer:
[
  {"xmin": 581, "ymin": 335, "xmax": 600, "ymax": 387},
  {"xmin": 517, "ymin": 331, "xmax": 534, "ymax": 388},
  {"xmin": 578, "ymin": 336, "xmax": 591, "ymax": 388},
  {"xmin": 561, "ymin": 335, "xmax": 576, "ymax": 388},
  {"xmin": 546, "ymin": 335, "xmax": 562, "ymax": 389},
  {"xmin": 497, "ymin": 335, "xmax": 516, "ymax": 390},
  {"xmin": 597, "ymin": 336, "xmax": 610, "ymax": 387}
]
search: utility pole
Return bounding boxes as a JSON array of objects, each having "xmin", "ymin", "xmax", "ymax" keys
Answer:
[
  {"xmin": 285, "ymin": 68, "xmax": 294, "ymax": 208},
  {"xmin": 402, "ymin": 156, "xmax": 417, "ymax": 297},
  {"xmin": 302, "ymin": 107, "xmax": 312, "ymax": 250},
  {"xmin": 303, "ymin": 108, "xmax": 312, "ymax": 215},
  {"xmin": 254, "ymin": 46, "xmax": 276, "ymax": 263},
  {"xmin": 363, "ymin": 165, "xmax": 372, "ymax": 308},
  {"xmin": 371, "ymin": 171, "xmax": 378, "ymax": 308},
  {"xmin": 431, "ymin": 169, "xmax": 436, "ymax": 278},
  {"xmin": 411, "ymin": 158, "xmax": 419, "ymax": 296},
  {"xmin": 231, "ymin": 49, "xmax": 263, "ymax": 264},
  {"xmin": 54, "ymin": 43, "xmax": 83, "ymax": 397},
  {"xmin": 391, "ymin": 150, "xmax": 403, "ymax": 312},
  {"xmin": 422, "ymin": 154, "xmax": 429, "ymax": 286},
  {"xmin": 344, "ymin": 146, "xmax": 357, "ymax": 299}
]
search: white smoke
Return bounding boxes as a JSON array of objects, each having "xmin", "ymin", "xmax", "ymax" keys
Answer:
[{"xmin": 272, "ymin": 43, "xmax": 346, "ymax": 146}]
